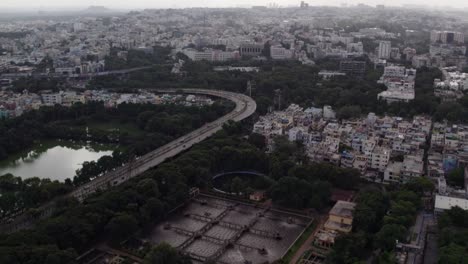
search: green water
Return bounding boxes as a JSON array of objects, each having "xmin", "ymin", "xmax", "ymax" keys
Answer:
[{"xmin": 0, "ymin": 140, "xmax": 115, "ymax": 181}]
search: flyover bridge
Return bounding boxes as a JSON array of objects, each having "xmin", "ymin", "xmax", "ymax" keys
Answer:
[
  {"xmin": 0, "ymin": 89, "xmax": 256, "ymax": 234},
  {"xmin": 71, "ymin": 89, "xmax": 256, "ymax": 201}
]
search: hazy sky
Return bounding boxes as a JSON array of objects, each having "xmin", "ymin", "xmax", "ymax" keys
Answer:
[{"xmin": 1, "ymin": 0, "xmax": 468, "ymax": 9}]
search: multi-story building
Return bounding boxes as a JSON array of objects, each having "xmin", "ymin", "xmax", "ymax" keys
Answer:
[
  {"xmin": 270, "ymin": 45, "xmax": 293, "ymax": 60},
  {"xmin": 378, "ymin": 66, "xmax": 417, "ymax": 103},
  {"xmin": 239, "ymin": 43, "xmax": 264, "ymax": 57},
  {"xmin": 378, "ymin": 41, "xmax": 391, "ymax": 59},
  {"xmin": 430, "ymin": 30, "xmax": 465, "ymax": 44},
  {"xmin": 370, "ymin": 147, "xmax": 391, "ymax": 172},
  {"xmin": 339, "ymin": 60, "xmax": 366, "ymax": 78},
  {"xmin": 324, "ymin": 201, "xmax": 356, "ymax": 233},
  {"xmin": 41, "ymin": 92, "xmax": 62, "ymax": 105}
]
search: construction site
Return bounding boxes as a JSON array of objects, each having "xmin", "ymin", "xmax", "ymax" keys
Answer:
[{"xmin": 147, "ymin": 194, "xmax": 313, "ymax": 264}]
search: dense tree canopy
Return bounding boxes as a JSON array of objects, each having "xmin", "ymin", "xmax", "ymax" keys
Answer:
[
  {"xmin": 327, "ymin": 178, "xmax": 433, "ymax": 263},
  {"xmin": 437, "ymin": 206, "xmax": 468, "ymax": 263},
  {"xmin": 0, "ymin": 100, "xmax": 233, "ymax": 218}
]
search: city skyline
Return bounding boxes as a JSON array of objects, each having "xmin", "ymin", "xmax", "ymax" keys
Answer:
[{"xmin": 1, "ymin": 0, "xmax": 468, "ymax": 10}]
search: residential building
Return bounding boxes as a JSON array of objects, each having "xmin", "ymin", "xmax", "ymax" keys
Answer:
[
  {"xmin": 324, "ymin": 201, "xmax": 356, "ymax": 233},
  {"xmin": 239, "ymin": 43, "xmax": 264, "ymax": 57},
  {"xmin": 378, "ymin": 41, "xmax": 391, "ymax": 59},
  {"xmin": 430, "ymin": 30, "xmax": 465, "ymax": 44},
  {"xmin": 270, "ymin": 45, "xmax": 293, "ymax": 60}
]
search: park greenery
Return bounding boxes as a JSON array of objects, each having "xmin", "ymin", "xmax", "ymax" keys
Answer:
[
  {"xmin": 0, "ymin": 100, "xmax": 232, "ymax": 219},
  {"xmin": 104, "ymin": 46, "xmax": 172, "ymax": 71},
  {"xmin": 0, "ymin": 121, "xmax": 362, "ymax": 263},
  {"xmin": 327, "ymin": 177, "xmax": 434, "ymax": 264},
  {"xmin": 437, "ymin": 206, "xmax": 468, "ymax": 263},
  {"xmin": 90, "ymin": 53, "xmax": 468, "ymax": 123},
  {"xmin": 11, "ymin": 77, "xmax": 62, "ymax": 93},
  {"xmin": 0, "ymin": 174, "xmax": 73, "ymax": 219}
]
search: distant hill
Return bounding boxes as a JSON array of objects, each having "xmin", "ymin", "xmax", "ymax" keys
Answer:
[{"xmin": 82, "ymin": 6, "xmax": 111, "ymax": 13}]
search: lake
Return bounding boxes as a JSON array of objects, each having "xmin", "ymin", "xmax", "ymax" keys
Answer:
[{"xmin": 0, "ymin": 140, "xmax": 115, "ymax": 181}]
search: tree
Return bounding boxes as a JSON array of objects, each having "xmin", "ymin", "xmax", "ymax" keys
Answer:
[
  {"xmin": 404, "ymin": 177, "xmax": 434, "ymax": 195},
  {"xmin": 143, "ymin": 243, "xmax": 191, "ymax": 264},
  {"xmin": 353, "ymin": 190, "xmax": 389, "ymax": 233},
  {"xmin": 375, "ymin": 224, "xmax": 407, "ymax": 250},
  {"xmin": 248, "ymin": 133, "xmax": 266, "ymax": 149},
  {"xmin": 105, "ymin": 214, "xmax": 138, "ymax": 243},
  {"xmin": 231, "ymin": 177, "xmax": 245, "ymax": 195},
  {"xmin": 438, "ymin": 243, "xmax": 468, "ymax": 264},
  {"xmin": 337, "ymin": 105, "xmax": 362, "ymax": 119},
  {"xmin": 447, "ymin": 168, "xmax": 464, "ymax": 188},
  {"xmin": 326, "ymin": 232, "xmax": 368, "ymax": 264},
  {"xmin": 140, "ymin": 198, "xmax": 165, "ymax": 223}
]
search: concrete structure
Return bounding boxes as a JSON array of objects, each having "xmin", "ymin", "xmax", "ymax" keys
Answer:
[
  {"xmin": 434, "ymin": 195, "xmax": 468, "ymax": 214},
  {"xmin": 430, "ymin": 31, "xmax": 464, "ymax": 44},
  {"xmin": 240, "ymin": 43, "xmax": 264, "ymax": 57},
  {"xmin": 370, "ymin": 147, "xmax": 391, "ymax": 172},
  {"xmin": 270, "ymin": 45, "xmax": 293, "ymax": 60},
  {"xmin": 378, "ymin": 41, "xmax": 391, "ymax": 59},
  {"xmin": 148, "ymin": 194, "xmax": 312, "ymax": 264},
  {"xmin": 318, "ymin": 71, "xmax": 346, "ymax": 79},
  {"xmin": 378, "ymin": 66, "xmax": 417, "ymax": 103},
  {"xmin": 324, "ymin": 200, "xmax": 356, "ymax": 233},
  {"xmin": 41, "ymin": 93, "xmax": 62, "ymax": 105}
]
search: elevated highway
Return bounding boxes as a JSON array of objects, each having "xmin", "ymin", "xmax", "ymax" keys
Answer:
[
  {"xmin": 71, "ymin": 89, "xmax": 256, "ymax": 200},
  {"xmin": 0, "ymin": 89, "xmax": 256, "ymax": 234}
]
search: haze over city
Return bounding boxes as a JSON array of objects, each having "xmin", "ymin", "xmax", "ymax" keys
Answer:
[
  {"xmin": 1, "ymin": 0, "xmax": 468, "ymax": 263},
  {"xmin": 1, "ymin": 0, "xmax": 468, "ymax": 10}
]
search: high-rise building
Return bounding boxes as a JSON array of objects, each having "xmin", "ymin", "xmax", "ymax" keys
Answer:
[
  {"xmin": 378, "ymin": 41, "xmax": 391, "ymax": 59},
  {"xmin": 239, "ymin": 43, "xmax": 264, "ymax": 57},
  {"xmin": 430, "ymin": 30, "xmax": 464, "ymax": 44}
]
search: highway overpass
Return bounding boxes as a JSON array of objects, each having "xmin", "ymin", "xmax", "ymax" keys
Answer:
[
  {"xmin": 71, "ymin": 89, "xmax": 256, "ymax": 201},
  {"xmin": 0, "ymin": 89, "xmax": 256, "ymax": 233}
]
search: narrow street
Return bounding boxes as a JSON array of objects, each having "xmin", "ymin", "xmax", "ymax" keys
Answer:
[{"xmin": 406, "ymin": 212, "xmax": 435, "ymax": 264}]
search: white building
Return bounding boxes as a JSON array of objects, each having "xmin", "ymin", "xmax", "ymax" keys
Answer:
[
  {"xmin": 323, "ymin": 105, "xmax": 336, "ymax": 120},
  {"xmin": 378, "ymin": 41, "xmax": 391, "ymax": 59},
  {"xmin": 347, "ymin": 42, "xmax": 364, "ymax": 54},
  {"xmin": 430, "ymin": 30, "xmax": 464, "ymax": 44},
  {"xmin": 434, "ymin": 195, "xmax": 468, "ymax": 215},
  {"xmin": 378, "ymin": 66, "xmax": 417, "ymax": 103},
  {"xmin": 41, "ymin": 93, "xmax": 62, "ymax": 105},
  {"xmin": 370, "ymin": 147, "xmax": 391, "ymax": 172},
  {"xmin": 401, "ymin": 155, "xmax": 424, "ymax": 181},
  {"xmin": 383, "ymin": 66, "xmax": 406, "ymax": 78},
  {"xmin": 270, "ymin": 45, "xmax": 293, "ymax": 60},
  {"xmin": 384, "ymin": 162, "xmax": 403, "ymax": 183}
]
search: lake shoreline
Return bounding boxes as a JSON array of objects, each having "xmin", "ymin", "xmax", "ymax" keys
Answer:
[{"xmin": 0, "ymin": 139, "xmax": 116, "ymax": 182}]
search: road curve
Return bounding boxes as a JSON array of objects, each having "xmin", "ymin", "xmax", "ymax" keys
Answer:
[
  {"xmin": 71, "ymin": 88, "xmax": 256, "ymax": 200},
  {"xmin": 0, "ymin": 89, "xmax": 256, "ymax": 233}
]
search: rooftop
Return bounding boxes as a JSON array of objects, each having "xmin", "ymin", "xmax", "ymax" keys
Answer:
[
  {"xmin": 329, "ymin": 200, "xmax": 356, "ymax": 218},
  {"xmin": 434, "ymin": 195, "xmax": 468, "ymax": 211}
]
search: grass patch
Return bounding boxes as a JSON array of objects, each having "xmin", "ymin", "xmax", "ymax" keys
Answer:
[{"xmin": 280, "ymin": 219, "xmax": 317, "ymax": 264}]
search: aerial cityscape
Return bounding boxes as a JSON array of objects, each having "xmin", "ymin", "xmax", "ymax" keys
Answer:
[{"xmin": 0, "ymin": 1, "xmax": 468, "ymax": 264}]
